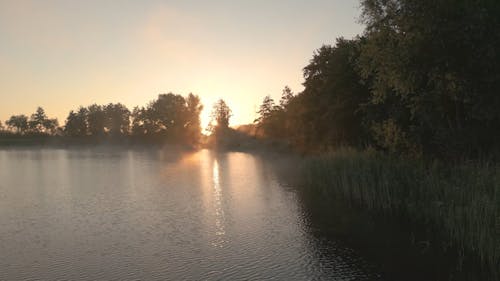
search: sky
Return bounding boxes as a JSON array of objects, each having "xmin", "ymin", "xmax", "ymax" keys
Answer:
[{"xmin": 0, "ymin": 0, "xmax": 364, "ymax": 128}]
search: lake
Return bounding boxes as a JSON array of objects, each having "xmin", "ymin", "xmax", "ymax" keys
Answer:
[{"xmin": 0, "ymin": 148, "xmax": 383, "ymax": 280}]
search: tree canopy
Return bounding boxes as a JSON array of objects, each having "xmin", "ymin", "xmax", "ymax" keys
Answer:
[{"xmin": 253, "ymin": 0, "xmax": 500, "ymax": 158}]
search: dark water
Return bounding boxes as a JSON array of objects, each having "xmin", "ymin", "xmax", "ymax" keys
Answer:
[{"xmin": 0, "ymin": 148, "xmax": 383, "ymax": 280}]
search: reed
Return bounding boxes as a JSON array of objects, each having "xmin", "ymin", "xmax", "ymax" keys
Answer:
[{"xmin": 301, "ymin": 148, "xmax": 500, "ymax": 279}]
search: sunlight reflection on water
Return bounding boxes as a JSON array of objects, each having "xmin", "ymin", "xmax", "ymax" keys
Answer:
[{"xmin": 211, "ymin": 157, "xmax": 226, "ymax": 246}]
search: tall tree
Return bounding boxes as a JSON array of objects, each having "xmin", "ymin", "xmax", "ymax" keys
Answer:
[
  {"xmin": 28, "ymin": 107, "xmax": 48, "ymax": 133},
  {"xmin": 255, "ymin": 95, "xmax": 276, "ymax": 123},
  {"xmin": 184, "ymin": 93, "xmax": 203, "ymax": 144},
  {"xmin": 279, "ymin": 86, "xmax": 294, "ymax": 108},
  {"xmin": 209, "ymin": 99, "xmax": 232, "ymax": 134}
]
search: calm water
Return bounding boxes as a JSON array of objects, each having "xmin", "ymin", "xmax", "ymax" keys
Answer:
[{"xmin": 0, "ymin": 148, "xmax": 382, "ymax": 280}]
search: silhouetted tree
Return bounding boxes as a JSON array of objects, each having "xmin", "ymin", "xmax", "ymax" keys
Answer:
[
  {"xmin": 104, "ymin": 103, "xmax": 130, "ymax": 136},
  {"xmin": 28, "ymin": 107, "xmax": 48, "ymax": 133},
  {"xmin": 255, "ymin": 95, "xmax": 276, "ymax": 123},
  {"xmin": 6, "ymin": 115, "xmax": 28, "ymax": 134},
  {"xmin": 130, "ymin": 106, "xmax": 149, "ymax": 136},
  {"xmin": 129, "ymin": 93, "xmax": 203, "ymax": 145},
  {"xmin": 150, "ymin": 93, "xmax": 188, "ymax": 139},
  {"xmin": 255, "ymin": 95, "xmax": 285, "ymax": 138},
  {"xmin": 25, "ymin": 107, "xmax": 59, "ymax": 135},
  {"xmin": 184, "ymin": 93, "xmax": 203, "ymax": 144},
  {"xmin": 209, "ymin": 99, "xmax": 232, "ymax": 134},
  {"xmin": 87, "ymin": 104, "xmax": 106, "ymax": 136},
  {"xmin": 64, "ymin": 107, "xmax": 88, "ymax": 137},
  {"xmin": 261, "ymin": 38, "xmax": 370, "ymax": 150},
  {"xmin": 43, "ymin": 118, "xmax": 59, "ymax": 135},
  {"xmin": 279, "ymin": 86, "xmax": 294, "ymax": 108}
]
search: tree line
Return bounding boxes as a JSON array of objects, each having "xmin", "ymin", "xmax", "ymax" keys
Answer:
[
  {"xmin": 255, "ymin": 0, "xmax": 500, "ymax": 158},
  {"xmin": 0, "ymin": 93, "xmax": 204, "ymax": 146}
]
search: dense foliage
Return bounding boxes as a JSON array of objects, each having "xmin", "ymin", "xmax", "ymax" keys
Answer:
[{"xmin": 255, "ymin": 0, "xmax": 500, "ymax": 158}]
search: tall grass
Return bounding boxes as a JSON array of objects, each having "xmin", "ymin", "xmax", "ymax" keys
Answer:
[{"xmin": 301, "ymin": 149, "xmax": 500, "ymax": 279}]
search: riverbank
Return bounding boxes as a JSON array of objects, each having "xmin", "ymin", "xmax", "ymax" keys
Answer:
[{"xmin": 298, "ymin": 149, "xmax": 499, "ymax": 280}]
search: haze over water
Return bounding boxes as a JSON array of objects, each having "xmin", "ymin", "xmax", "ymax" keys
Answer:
[{"xmin": 0, "ymin": 148, "xmax": 381, "ymax": 280}]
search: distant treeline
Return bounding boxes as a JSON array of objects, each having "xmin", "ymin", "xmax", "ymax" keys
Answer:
[
  {"xmin": 0, "ymin": 93, "xmax": 203, "ymax": 146},
  {"xmin": 254, "ymin": 0, "xmax": 500, "ymax": 159}
]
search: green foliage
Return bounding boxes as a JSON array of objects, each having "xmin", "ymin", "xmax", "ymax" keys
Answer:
[
  {"xmin": 251, "ymin": 1, "xmax": 500, "ymax": 158},
  {"xmin": 359, "ymin": 0, "xmax": 500, "ymax": 156}
]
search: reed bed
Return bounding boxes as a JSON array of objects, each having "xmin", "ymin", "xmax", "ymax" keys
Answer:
[{"xmin": 301, "ymin": 149, "xmax": 500, "ymax": 278}]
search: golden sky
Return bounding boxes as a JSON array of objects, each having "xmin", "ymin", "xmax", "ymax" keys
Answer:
[{"xmin": 0, "ymin": 0, "xmax": 363, "ymax": 128}]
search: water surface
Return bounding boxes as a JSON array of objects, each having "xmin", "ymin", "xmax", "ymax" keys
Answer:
[{"xmin": 0, "ymin": 148, "xmax": 382, "ymax": 280}]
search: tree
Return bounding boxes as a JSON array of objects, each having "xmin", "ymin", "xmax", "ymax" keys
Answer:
[
  {"xmin": 26, "ymin": 107, "xmax": 58, "ymax": 135},
  {"xmin": 29, "ymin": 107, "xmax": 45, "ymax": 132},
  {"xmin": 6, "ymin": 115, "xmax": 28, "ymax": 134},
  {"xmin": 28, "ymin": 107, "xmax": 48, "ymax": 133},
  {"xmin": 279, "ymin": 86, "xmax": 294, "ymax": 108},
  {"xmin": 150, "ymin": 93, "xmax": 188, "ymax": 138},
  {"xmin": 86, "ymin": 104, "xmax": 106, "ymax": 136},
  {"xmin": 104, "ymin": 103, "xmax": 130, "ymax": 136},
  {"xmin": 129, "ymin": 93, "xmax": 203, "ymax": 144},
  {"xmin": 43, "ymin": 118, "xmax": 59, "ymax": 135},
  {"xmin": 131, "ymin": 106, "xmax": 150, "ymax": 136},
  {"xmin": 184, "ymin": 93, "xmax": 203, "ymax": 144},
  {"xmin": 255, "ymin": 95, "xmax": 276, "ymax": 124},
  {"xmin": 279, "ymin": 38, "xmax": 370, "ymax": 149},
  {"xmin": 209, "ymin": 99, "xmax": 232, "ymax": 134},
  {"xmin": 64, "ymin": 107, "xmax": 88, "ymax": 137},
  {"xmin": 359, "ymin": 0, "xmax": 500, "ymax": 156},
  {"xmin": 254, "ymin": 95, "xmax": 285, "ymax": 138}
]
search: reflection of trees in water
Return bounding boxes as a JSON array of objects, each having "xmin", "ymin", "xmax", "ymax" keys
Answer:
[
  {"xmin": 294, "ymin": 190, "xmax": 384, "ymax": 280},
  {"xmin": 289, "ymin": 176, "xmax": 484, "ymax": 281},
  {"xmin": 258, "ymin": 155, "xmax": 382, "ymax": 280}
]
